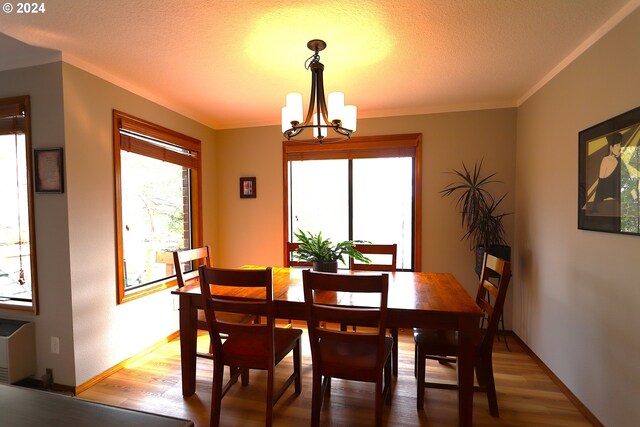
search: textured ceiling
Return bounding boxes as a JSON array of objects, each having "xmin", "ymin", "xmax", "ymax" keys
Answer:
[{"xmin": 0, "ymin": 0, "xmax": 637, "ymax": 129}]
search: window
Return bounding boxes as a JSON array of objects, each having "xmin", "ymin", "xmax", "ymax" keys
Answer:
[
  {"xmin": 0, "ymin": 96, "xmax": 38, "ymax": 312},
  {"xmin": 113, "ymin": 111, "xmax": 202, "ymax": 303},
  {"xmin": 283, "ymin": 134, "xmax": 422, "ymax": 271}
]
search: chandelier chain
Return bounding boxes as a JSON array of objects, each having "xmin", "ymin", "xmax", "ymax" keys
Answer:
[{"xmin": 304, "ymin": 50, "xmax": 321, "ymax": 70}]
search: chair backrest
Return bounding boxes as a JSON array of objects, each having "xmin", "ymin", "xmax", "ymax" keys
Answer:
[
  {"xmin": 198, "ymin": 266, "xmax": 274, "ymax": 359},
  {"xmin": 173, "ymin": 246, "xmax": 213, "ymax": 288},
  {"xmin": 285, "ymin": 242, "xmax": 313, "ymax": 268},
  {"xmin": 476, "ymin": 253, "xmax": 511, "ymax": 355},
  {"xmin": 350, "ymin": 243, "xmax": 397, "ymax": 272},
  {"xmin": 302, "ymin": 270, "xmax": 389, "ymax": 373}
]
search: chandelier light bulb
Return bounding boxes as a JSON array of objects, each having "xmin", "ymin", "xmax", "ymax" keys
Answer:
[
  {"xmin": 328, "ymin": 92, "xmax": 345, "ymax": 123},
  {"xmin": 343, "ymin": 105, "xmax": 357, "ymax": 133}
]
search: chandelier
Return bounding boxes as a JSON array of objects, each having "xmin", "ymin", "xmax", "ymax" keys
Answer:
[{"xmin": 281, "ymin": 39, "xmax": 357, "ymax": 143}]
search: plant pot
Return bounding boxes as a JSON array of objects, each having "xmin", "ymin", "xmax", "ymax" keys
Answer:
[
  {"xmin": 312, "ymin": 261, "xmax": 338, "ymax": 273},
  {"xmin": 475, "ymin": 245, "xmax": 511, "ymax": 277}
]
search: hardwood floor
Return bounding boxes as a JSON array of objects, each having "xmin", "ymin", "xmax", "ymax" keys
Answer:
[{"xmin": 77, "ymin": 324, "xmax": 593, "ymax": 426}]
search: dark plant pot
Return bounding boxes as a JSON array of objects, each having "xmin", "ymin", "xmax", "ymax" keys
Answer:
[
  {"xmin": 475, "ymin": 245, "xmax": 511, "ymax": 277},
  {"xmin": 313, "ymin": 261, "xmax": 338, "ymax": 273}
]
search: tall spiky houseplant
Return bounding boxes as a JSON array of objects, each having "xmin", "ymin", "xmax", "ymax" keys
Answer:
[{"xmin": 440, "ymin": 160, "xmax": 510, "ymax": 274}]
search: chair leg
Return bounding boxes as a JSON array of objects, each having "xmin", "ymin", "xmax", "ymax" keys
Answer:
[
  {"xmin": 294, "ymin": 339, "xmax": 302, "ymax": 394},
  {"xmin": 211, "ymin": 361, "xmax": 224, "ymax": 427},
  {"xmin": 416, "ymin": 344, "xmax": 426, "ymax": 410},
  {"xmin": 311, "ymin": 370, "xmax": 322, "ymax": 427},
  {"xmin": 414, "ymin": 342, "xmax": 418, "ymax": 378},
  {"xmin": 392, "ymin": 328, "xmax": 399, "ymax": 376},
  {"xmin": 266, "ymin": 366, "xmax": 274, "ymax": 427},
  {"xmin": 375, "ymin": 374, "xmax": 384, "ymax": 427},
  {"xmin": 477, "ymin": 355, "xmax": 499, "ymax": 417},
  {"xmin": 228, "ymin": 366, "xmax": 238, "ymax": 385},
  {"xmin": 241, "ymin": 368, "xmax": 250, "ymax": 386},
  {"xmin": 384, "ymin": 356, "xmax": 392, "ymax": 406},
  {"xmin": 500, "ymin": 314, "xmax": 511, "ymax": 352},
  {"xmin": 323, "ymin": 376, "xmax": 332, "ymax": 397}
]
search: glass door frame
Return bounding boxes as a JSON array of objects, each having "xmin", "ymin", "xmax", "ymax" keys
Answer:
[{"xmin": 282, "ymin": 133, "xmax": 422, "ymax": 271}]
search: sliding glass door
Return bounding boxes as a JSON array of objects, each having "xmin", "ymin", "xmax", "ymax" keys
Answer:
[{"xmin": 289, "ymin": 156, "xmax": 414, "ymax": 270}]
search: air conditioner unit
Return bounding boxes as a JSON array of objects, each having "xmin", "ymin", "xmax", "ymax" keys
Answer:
[{"xmin": 0, "ymin": 319, "xmax": 36, "ymax": 384}]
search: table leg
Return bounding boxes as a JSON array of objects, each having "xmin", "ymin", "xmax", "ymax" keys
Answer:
[
  {"xmin": 457, "ymin": 326, "xmax": 476, "ymax": 427},
  {"xmin": 179, "ymin": 294, "xmax": 198, "ymax": 396}
]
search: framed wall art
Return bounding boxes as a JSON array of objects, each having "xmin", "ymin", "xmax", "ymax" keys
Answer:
[
  {"xmin": 578, "ymin": 106, "xmax": 640, "ymax": 234},
  {"xmin": 34, "ymin": 148, "xmax": 64, "ymax": 193},
  {"xmin": 240, "ymin": 176, "xmax": 256, "ymax": 198}
]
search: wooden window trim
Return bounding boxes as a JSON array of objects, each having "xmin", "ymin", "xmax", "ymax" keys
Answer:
[
  {"xmin": 0, "ymin": 95, "xmax": 38, "ymax": 314},
  {"xmin": 113, "ymin": 110, "xmax": 203, "ymax": 304},
  {"xmin": 282, "ymin": 133, "xmax": 422, "ymax": 271}
]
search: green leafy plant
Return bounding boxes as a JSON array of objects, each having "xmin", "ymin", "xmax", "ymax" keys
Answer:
[
  {"xmin": 440, "ymin": 160, "xmax": 509, "ymax": 249},
  {"xmin": 293, "ymin": 229, "xmax": 371, "ymax": 264}
]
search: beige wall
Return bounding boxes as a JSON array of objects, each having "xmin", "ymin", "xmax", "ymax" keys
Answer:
[
  {"xmin": 0, "ymin": 62, "xmax": 217, "ymax": 386},
  {"xmin": 216, "ymin": 109, "xmax": 517, "ymax": 312},
  {"xmin": 0, "ymin": 62, "xmax": 75, "ymax": 385},
  {"xmin": 515, "ymin": 7, "xmax": 640, "ymax": 426},
  {"xmin": 61, "ymin": 63, "xmax": 217, "ymax": 386}
]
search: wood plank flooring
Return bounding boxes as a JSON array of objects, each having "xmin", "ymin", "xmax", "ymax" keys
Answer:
[{"xmin": 77, "ymin": 324, "xmax": 594, "ymax": 426}]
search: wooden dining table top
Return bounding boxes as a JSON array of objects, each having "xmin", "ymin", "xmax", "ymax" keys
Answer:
[{"xmin": 173, "ymin": 267, "xmax": 482, "ymax": 328}]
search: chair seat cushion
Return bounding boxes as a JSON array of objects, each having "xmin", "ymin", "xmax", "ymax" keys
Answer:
[
  {"xmin": 222, "ymin": 327, "xmax": 302, "ymax": 369},
  {"xmin": 318, "ymin": 336, "xmax": 393, "ymax": 382}
]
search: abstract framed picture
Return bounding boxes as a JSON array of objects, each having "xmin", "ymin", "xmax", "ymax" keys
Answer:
[
  {"xmin": 240, "ymin": 176, "xmax": 256, "ymax": 198},
  {"xmin": 578, "ymin": 106, "xmax": 640, "ymax": 234}
]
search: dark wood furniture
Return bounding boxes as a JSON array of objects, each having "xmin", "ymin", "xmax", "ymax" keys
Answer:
[
  {"xmin": 414, "ymin": 253, "xmax": 512, "ymax": 416},
  {"xmin": 303, "ymin": 270, "xmax": 392, "ymax": 427},
  {"xmin": 350, "ymin": 243, "xmax": 398, "ymax": 271},
  {"xmin": 284, "ymin": 242, "xmax": 313, "ymax": 267},
  {"xmin": 173, "ymin": 246, "xmax": 213, "ymax": 332},
  {"xmin": 0, "ymin": 384, "xmax": 194, "ymax": 426},
  {"xmin": 348, "ymin": 243, "xmax": 400, "ymax": 376},
  {"xmin": 173, "ymin": 246, "xmax": 255, "ymax": 361},
  {"xmin": 172, "ymin": 268, "xmax": 482, "ymax": 427},
  {"xmin": 198, "ymin": 266, "xmax": 302, "ymax": 427}
]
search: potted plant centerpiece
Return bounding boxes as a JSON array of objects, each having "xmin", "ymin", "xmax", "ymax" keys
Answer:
[
  {"xmin": 440, "ymin": 160, "xmax": 511, "ymax": 275},
  {"xmin": 293, "ymin": 229, "xmax": 371, "ymax": 273}
]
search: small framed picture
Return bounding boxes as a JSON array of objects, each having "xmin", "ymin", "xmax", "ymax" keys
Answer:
[
  {"xmin": 34, "ymin": 148, "xmax": 64, "ymax": 193},
  {"xmin": 240, "ymin": 177, "xmax": 256, "ymax": 198}
]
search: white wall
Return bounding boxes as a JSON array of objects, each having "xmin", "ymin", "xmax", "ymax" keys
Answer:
[{"xmin": 514, "ymin": 7, "xmax": 640, "ymax": 426}]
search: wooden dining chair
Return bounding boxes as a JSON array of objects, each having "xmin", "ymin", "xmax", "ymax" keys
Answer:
[
  {"xmin": 173, "ymin": 247, "xmax": 256, "ymax": 361},
  {"xmin": 199, "ymin": 266, "xmax": 302, "ymax": 427},
  {"xmin": 284, "ymin": 242, "xmax": 313, "ymax": 267},
  {"xmin": 349, "ymin": 243, "xmax": 397, "ymax": 272},
  {"xmin": 414, "ymin": 253, "xmax": 511, "ymax": 416},
  {"xmin": 303, "ymin": 269, "xmax": 393, "ymax": 427},
  {"xmin": 173, "ymin": 246, "xmax": 214, "ymax": 358},
  {"xmin": 347, "ymin": 243, "xmax": 400, "ymax": 376}
]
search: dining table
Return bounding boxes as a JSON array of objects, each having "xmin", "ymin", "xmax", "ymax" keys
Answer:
[{"xmin": 171, "ymin": 267, "xmax": 482, "ymax": 427}]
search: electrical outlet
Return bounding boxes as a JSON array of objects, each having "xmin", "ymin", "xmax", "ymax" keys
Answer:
[
  {"xmin": 173, "ymin": 297, "xmax": 180, "ymax": 311},
  {"xmin": 51, "ymin": 336, "xmax": 60, "ymax": 354}
]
